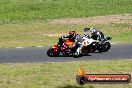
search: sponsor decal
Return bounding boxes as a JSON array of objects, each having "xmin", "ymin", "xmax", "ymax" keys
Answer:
[{"xmin": 76, "ymin": 66, "xmax": 131, "ymax": 85}]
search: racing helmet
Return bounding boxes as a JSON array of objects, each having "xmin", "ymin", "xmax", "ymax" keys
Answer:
[
  {"xmin": 90, "ymin": 28, "xmax": 97, "ymax": 33},
  {"xmin": 69, "ymin": 31, "xmax": 76, "ymax": 39}
]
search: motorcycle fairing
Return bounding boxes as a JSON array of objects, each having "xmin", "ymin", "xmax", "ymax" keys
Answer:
[{"xmin": 65, "ymin": 39, "xmax": 74, "ymax": 46}]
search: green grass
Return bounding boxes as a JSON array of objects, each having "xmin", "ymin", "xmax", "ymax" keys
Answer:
[
  {"xmin": 0, "ymin": 1, "xmax": 131, "ymax": 88},
  {"xmin": 0, "ymin": 0, "xmax": 131, "ymax": 47},
  {"xmin": 0, "ymin": 59, "xmax": 131, "ymax": 88},
  {"xmin": 0, "ymin": 21, "xmax": 131, "ymax": 48},
  {"xmin": 0, "ymin": 0, "xmax": 132, "ymax": 23}
]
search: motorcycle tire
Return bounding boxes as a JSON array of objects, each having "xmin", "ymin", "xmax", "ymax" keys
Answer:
[
  {"xmin": 103, "ymin": 42, "xmax": 111, "ymax": 52},
  {"xmin": 47, "ymin": 48, "xmax": 60, "ymax": 57},
  {"xmin": 82, "ymin": 45, "xmax": 91, "ymax": 55},
  {"xmin": 97, "ymin": 44, "xmax": 104, "ymax": 53},
  {"xmin": 74, "ymin": 52, "xmax": 80, "ymax": 58},
  {"xmin": 62, "ymin": 47, "xmax": 72, "ymax": 56}
]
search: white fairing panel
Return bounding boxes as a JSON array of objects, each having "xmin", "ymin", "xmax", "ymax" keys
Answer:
[{"xmin": 82, "ymin": 37, "xmax": 95, "ymax": 45}]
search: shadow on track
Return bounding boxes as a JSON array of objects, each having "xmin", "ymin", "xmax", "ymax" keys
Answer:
[{"xmin": 47, "ymin": 54, "xmax": 92, "ymax": 57}]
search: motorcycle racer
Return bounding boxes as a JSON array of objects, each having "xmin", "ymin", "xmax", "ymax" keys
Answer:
[
  {"xmin": 57, "ymin": 31, "xmax": 83, "ymax": 55},
  {"xmin": 57, "ymin": 31, "xmax": 75, "ymax": 48},
  {"xmin": 83, "ymin": 28, "xmax": 106, "ymax": 42},
  {"xmin": 83, "ymin": 28, "xmax": 112, "ymax": 52}
]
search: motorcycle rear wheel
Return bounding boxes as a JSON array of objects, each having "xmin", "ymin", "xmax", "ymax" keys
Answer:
[
  {"xmin": 74, "ymin": 52, "xmax": 80, "ymax": 58},
  {"xmin": 62, "ymin": 48, "xmax": 72, "ymax": 56}
]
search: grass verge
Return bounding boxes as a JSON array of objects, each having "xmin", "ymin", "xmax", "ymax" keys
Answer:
[
  {"xmin": 0, "ymin": 59, "xmax": 131, "ymax": 88},
  {"xmin": 0, "ymin": 21, "xmax": 131, "ymax": 48},
  {"xmin": 0, "ymin": 0, "xmax": 132, "ymax": 23}
]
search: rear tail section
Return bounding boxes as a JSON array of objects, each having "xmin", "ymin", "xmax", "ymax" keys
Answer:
[{"xmin": 106, "ymin": 37, "xmax": 112, "ymax": 40}]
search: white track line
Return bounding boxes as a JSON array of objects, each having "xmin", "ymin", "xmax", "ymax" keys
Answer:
[
  {"xmin": 15, "ymin": 47, "xmax": 24, "ymax": 48},
  {"xmin": 15, "ymin": 46, "xmax": 44, "ymax": 48},
  {"xmin": 36, "ymin": 46, "xmax": 44, "ymax": 47},
  {"xmin": 111, "ymin": 43, "xmax": 117, "ymax": 44}
]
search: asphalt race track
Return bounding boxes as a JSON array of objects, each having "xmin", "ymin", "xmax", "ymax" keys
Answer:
[{"xmin": 0, "ymin": 43, "xmax": 132, "ymax": 63}]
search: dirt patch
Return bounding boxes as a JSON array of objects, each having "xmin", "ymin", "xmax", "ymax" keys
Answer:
[
  {"xmin": 50, "ymin": 14, "xmax": 132, "ymax": 25},
  {"xmin": 44, "ymin": 14, "xmax": 132, "ymax": 37},
  {"xmin": 42, "ymin": 33, "xmax": 67, "ymax": 37}
]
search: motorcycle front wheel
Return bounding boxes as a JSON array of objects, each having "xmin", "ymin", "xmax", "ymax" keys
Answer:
[
  {"xmin": 47, "ymin": 48, "xmax": 60, "ymax": 57},
  {"xmin": 82, "ymin": 45, "xmax": 91, "ymax": 55}
]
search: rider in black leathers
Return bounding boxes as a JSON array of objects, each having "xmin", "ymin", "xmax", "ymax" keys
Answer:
[{"xmin": 83, "ymin": 28, "xmax": 106, "ymax": 42}]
